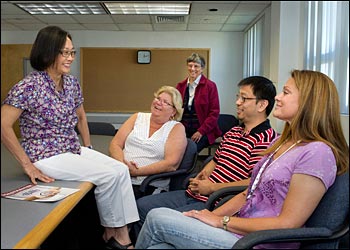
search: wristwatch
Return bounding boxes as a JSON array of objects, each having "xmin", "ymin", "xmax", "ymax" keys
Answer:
[{"xmin": 222, "ymin": 216, "xmax": 230, "ymax": 230}]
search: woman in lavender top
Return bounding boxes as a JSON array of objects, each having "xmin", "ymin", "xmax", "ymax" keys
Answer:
[
  {"xmin": 1, "ymin": 26, "xmax": 138, "ymax": 249},
  {"xmin": 135, "ymin": 69, "xmax": 349, "ymax": 249}
]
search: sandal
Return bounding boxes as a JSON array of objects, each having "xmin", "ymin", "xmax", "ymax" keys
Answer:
[{"xmin": 105, "ymin": 237, "xmax": 133, "ymax": 249}]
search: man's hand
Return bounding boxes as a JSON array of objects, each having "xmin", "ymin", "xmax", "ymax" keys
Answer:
[{"xmin": 188, "ymin": 176, "xmax": 214, "ymax": 195}]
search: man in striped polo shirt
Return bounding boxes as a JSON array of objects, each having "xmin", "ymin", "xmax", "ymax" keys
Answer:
[{"xmin": 133, "ymin": 76, "xmax": 277, "ymax": 240}]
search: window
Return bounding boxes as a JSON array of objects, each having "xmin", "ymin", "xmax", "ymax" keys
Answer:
[
  {"xmin": 304, "ymin": 1, "xmax": 349, "ymax": 114},
  {"xmin": 243, "ymin": 17, "xmax": 264, "ymax": 77}
]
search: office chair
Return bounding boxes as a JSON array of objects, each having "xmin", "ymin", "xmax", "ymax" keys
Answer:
[
  {"xmin": 75, "ymin": 122, "xmax": 116, "ymax": 136},
  {"xmin": 206, "ymin": 114, "xmax": 239, "ymax": 155},
  {"xmin": 206, "ymin": 171, "xmax": 349, "ymax": 249},
  {"xmin": 139, "ymin": 138, "xmax": 198, "ymax": 195}
]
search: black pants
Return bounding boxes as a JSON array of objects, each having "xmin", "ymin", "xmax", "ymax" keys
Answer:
[
  {"xmin": 194, "ymin": 134, "xmax": 210, "ymax": 153},
  {"xmin": 132, "ymin": 184, "xmax": 156, "ymax": 200}
]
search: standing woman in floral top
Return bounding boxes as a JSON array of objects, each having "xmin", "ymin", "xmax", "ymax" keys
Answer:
[{"xmin": 1, "ymin": 26, "xmax": 138, "ymax": 249}]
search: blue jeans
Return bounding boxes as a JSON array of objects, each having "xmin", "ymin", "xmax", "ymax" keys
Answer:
[
  {"xmin": 134, "ymin": 190, "xmax": 206, "ymax": 238},
  {"xmin": 135, "ymin": 208, "xmax": 239, "ymax": 249}
]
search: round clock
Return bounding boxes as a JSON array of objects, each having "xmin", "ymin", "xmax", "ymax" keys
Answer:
[{"xmin": 137, "ymin": 50, "xmax": 151, "ymax": 64}]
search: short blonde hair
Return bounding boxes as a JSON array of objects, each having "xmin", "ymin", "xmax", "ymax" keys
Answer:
[{"xmin": 154, "ymin": 86, "xmax": 183, "ymax": 121}]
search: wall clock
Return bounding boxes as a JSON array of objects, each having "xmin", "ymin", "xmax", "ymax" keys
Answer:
[{"xmin": 137, "ymin": 50, "xmax": 151, "ymax": 64}]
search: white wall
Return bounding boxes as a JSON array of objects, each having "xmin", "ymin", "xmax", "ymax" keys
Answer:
[
  {"xmin": 2, "ymin": 3, "xmax": 348, "ymax": 143},
  {"xmin": 267, "ymin": 1, "xmax": 349, "ymax": 144},
  {"xmin": 1, "ymin": 30, "xmax": 244, "ymax": 117}
]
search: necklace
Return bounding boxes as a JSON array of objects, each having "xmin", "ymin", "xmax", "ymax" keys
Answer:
[{"xmin": 247, "ymin": 139, "xmax": 302, "ymax": 199}]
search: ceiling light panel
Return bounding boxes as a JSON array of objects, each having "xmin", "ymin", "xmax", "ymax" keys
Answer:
[
  {"xmin": 15, "ymin": 3, "xmax": 106, "ymax": 15},
  {"xmin": 104, "ymin": 3, "xmax": 190, "ymax": 15}
]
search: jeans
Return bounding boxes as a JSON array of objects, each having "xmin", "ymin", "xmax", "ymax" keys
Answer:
[
  {"xmin": 135, "ymin": 208, "xmax": 239, "ymax": 249},
  {"xmin": 134, "ymin": 190, "xmax": 206, "ymax": 238}
]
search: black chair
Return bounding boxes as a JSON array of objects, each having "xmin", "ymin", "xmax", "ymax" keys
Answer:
[
  {"xmin": 76, "ymin": 122, "xmax": 116, "ymax": 136},
  {"xmin": 139, "ymin": 138, "xmax": 198, "ymax": 194},
  {"xmin": 206, "ymin": 171, "xmax": 349, "ymax": 249},
  {"xmin": 206, "ymin": 114, "xmax": 239, "ymax": 155},
  {"xmin": 205, "ymin": 185, "xmax": 248, "ymax": 211}
]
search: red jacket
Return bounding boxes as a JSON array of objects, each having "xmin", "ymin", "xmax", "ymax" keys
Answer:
[{"xmin": 176, "ymin": 75, "xmax": 221, "ymax": 144}]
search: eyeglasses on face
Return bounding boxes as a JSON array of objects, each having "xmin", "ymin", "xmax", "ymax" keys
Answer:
[
  {"xmin": 236, "ymin": 94, "xmax": 259, "ymax": 103},
  {"xmin": 59, "ymin": 50, "xmax": 77, "ymax": 58},
  {"xmin": 154, "ymin": 96, "xmax": 174, "ymax": 108},
  {"xmin": 187, "ymin": 63, "xmax": 202, "ymax": 69}
]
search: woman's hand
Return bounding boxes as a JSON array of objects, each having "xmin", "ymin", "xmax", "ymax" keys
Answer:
[
  {"xmin": 183, "ymin": 209, "xmax": 222, "ymax": 228},
  {"xmin": 191, "ymin": 131, "xmax": 202, "ymax": 143},
  {"xmin": 23, "ymin": 163, "xmax": 55, "ymax": 184},
  {"xmin": 125, "ymin": 160, "xmax": 139, "ymax": 176}
]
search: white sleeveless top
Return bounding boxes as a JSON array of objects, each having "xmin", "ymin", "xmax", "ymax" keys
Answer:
[{"xmin": 124, "ymin": 112, "xmax": 178, "ymax": 189}]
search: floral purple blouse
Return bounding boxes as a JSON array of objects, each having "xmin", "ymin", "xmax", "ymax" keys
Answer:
[
  {"xmin": 234, "ymin": 139, "xmax": 337, "ymax": 249},
  {"xmin": 3, "ymin": 71, "xmax": 83, "ymax": 163}
]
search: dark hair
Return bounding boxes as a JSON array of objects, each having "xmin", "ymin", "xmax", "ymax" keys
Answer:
[
  {"xmin": 30, "ymin": 26, "xmax": 72, "ymax": 71},
  {"xmin": 186, "ymin": 53, "xmax": 205, "ymax": 68},
  {"xmin": 238, "ymin": 76, "xmax": 276, "ymax": 116}
]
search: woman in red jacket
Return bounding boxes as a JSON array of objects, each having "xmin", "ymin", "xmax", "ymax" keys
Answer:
[{"xmin": 176, "ymin": 53, "xmax": 221, "ymax": 153}]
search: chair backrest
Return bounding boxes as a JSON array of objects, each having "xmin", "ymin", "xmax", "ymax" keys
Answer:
[
  {"xmin": 87, "ymin": 122, "xmax": 116, "ymax": 136},
  {"xmin": 169, "ymin": 138, "xmax": 198, "ymax": 191},
  {"xmin": 218, "ymin": 114, "xmax": 239, "ymax": 136},
  {"xmin": 302, "ymin": 171, "xmax": 349, "ymax": 249}
]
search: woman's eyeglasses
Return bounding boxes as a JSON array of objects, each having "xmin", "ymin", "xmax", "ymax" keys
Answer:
[
  {"xmin": 59, "ymin": 50, "xmax": 77, "ymax": 58},
  {"xmin": 154, "ymin": 97, "xmax": 175, "ymax": 108}
]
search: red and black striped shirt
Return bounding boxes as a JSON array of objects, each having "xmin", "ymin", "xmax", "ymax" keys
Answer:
[{"xmin": 186, "ymin": 119, "xmax": 277, "ymax": 202}]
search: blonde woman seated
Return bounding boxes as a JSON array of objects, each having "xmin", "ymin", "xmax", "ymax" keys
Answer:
[{"xmin": 109, "ymin": 86, "xmax": 187, "ymax": 199}]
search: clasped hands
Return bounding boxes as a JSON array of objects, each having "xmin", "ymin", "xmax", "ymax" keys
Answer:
[
  {"xmin": 124, "ymin": 160, "xmax": 139, "ymax": 176},
  {"xmin": 188, "ymin": 171, "xmax": 213, "ymax": 195}
]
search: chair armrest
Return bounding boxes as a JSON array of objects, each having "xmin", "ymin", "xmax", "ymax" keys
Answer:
[
  {"xmin": 232, "ymin": 227, "xmax": 333, "ymax": 249},
  {"xmin": 205, "ymin": 186, "xmax": 247, "ymax": 211},
  {"xmin": 139, "ymin": 169, "xmax": 188, "ymax": 193}
]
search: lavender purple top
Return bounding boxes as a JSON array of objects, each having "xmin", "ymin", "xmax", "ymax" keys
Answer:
[
  {"xmin": 234, "ymin": 139, "xmax": 337, "ymax": 249},
  {"xmin": 3, "ymin": 71, "xmax": 83, "ymax": 163}
]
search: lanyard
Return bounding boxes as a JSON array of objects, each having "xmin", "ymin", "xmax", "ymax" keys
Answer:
[{"xmin": 247, "ymin": 140, "xmax": 301, "ymax": 199}]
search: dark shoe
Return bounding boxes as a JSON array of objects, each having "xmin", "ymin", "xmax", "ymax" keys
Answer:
[{"xmin": 105, "ymin": 237, "xmax": 133, "ymax": 249}]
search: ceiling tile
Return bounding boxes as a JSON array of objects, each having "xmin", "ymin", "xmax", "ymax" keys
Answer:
[
  {"xmin": 188, "ymin": 23, "xmax": 223, "ymax": 31},
  {"xmin": 73, "ymin": 14, "xmax": 114, "ymax": 24},
  {"xmin": 118, "ymin": 24, "xmax": 153, "ymax": 31},
  {"xmin": 111, "ymin": 15, "xmax": 151, "ymax": 24},
  {"xmin": 34, "ymin": 15, "xmax": 78, "ymax": 24},
  {"xmin": 190, "ymin": 2, "xmax": 238, "ymax": 15},
  {"xmin": 15, "ymin": 23, "xmax": 47, "ymax": 31},
  {"xmin": 153, "ymin": 23, "xmax": 187, "ymax": 31},
  {"xmin": 222, "ymin": 24, "xmax": 247, "ymax": 32},
  {"xmin": 50, "ymin": 23, "xmax": 86, "ymax": 30},
  {"xmin": 83, "ymin": 23, "xmax": 119, "ymax": 31},
  {"xmin": 226, "ymin": 15, "xmax": 256, "ymax": 24},
  {"xmin": 234, "ymin": 3, "xmax": 268, "ymax": 15},
  {"xmin": 189, "ymin": 14, "xmax": 229, "ymax": 24},
  {"xmin": 1, "ymin": 14, "xmax": 42, "ymax": 24},
  {"xmin": 1, "ymin": 2, "xmax": 28, "ymax": 15},
  {"xmin": 0, "ymin": 1, "xmax": 271, "ymax": 31}
]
